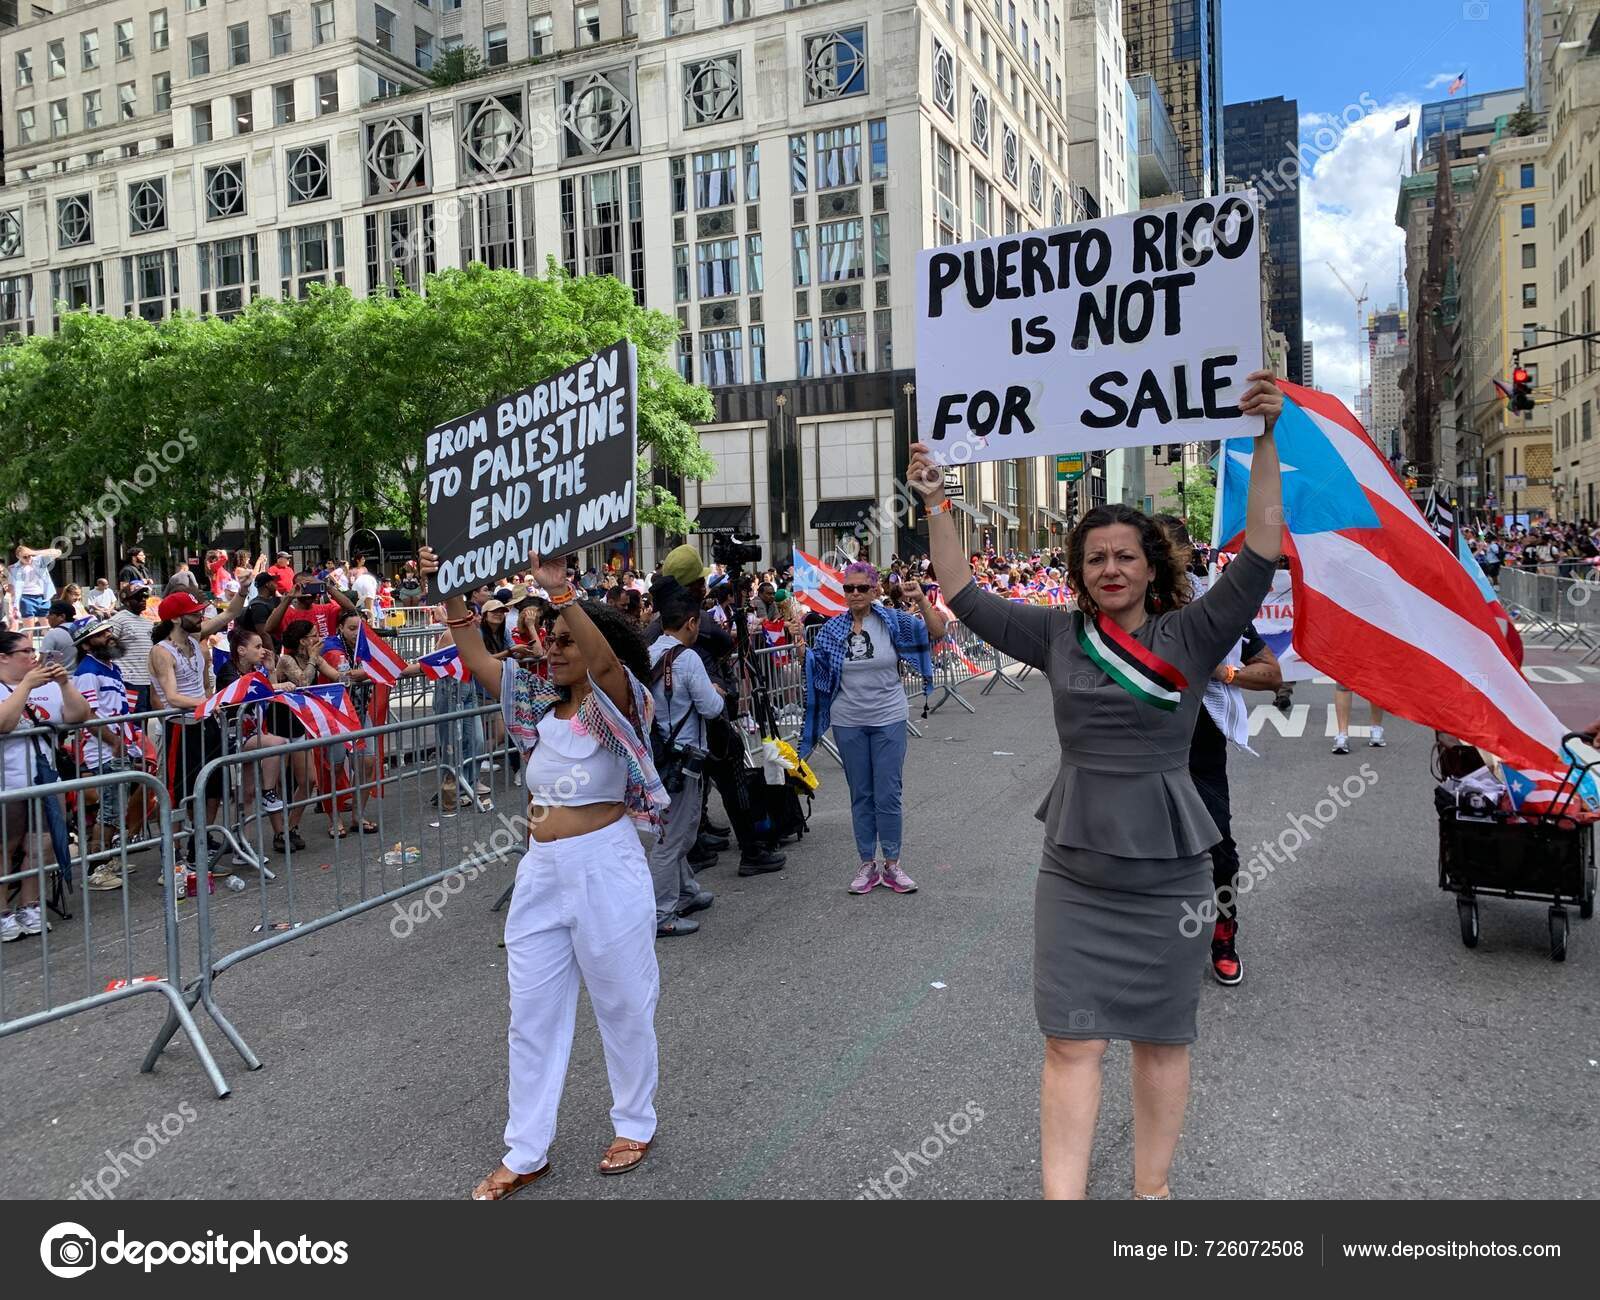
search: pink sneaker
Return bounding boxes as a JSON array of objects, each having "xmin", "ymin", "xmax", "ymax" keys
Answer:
[
  {"xmin": 880, "ymin": 861, "xmax": 917, "ymax": 894},
  {"xmin": 848, "ymin": 861, "xmax": 881, "ymax": 894}
]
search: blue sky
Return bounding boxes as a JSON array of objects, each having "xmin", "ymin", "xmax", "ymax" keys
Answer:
[{"xmin": 1221, "ymin": 0, "xmax": 1528, "ymax": 408}]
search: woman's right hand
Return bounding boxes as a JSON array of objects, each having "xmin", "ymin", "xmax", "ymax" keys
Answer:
[{"xmin": 907, "ymin": 443, "xmax": 946, "ymax": 504}]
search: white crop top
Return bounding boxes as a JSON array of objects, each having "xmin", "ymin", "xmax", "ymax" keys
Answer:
[{"xmin": 522, "ymin": 709, "xmax": 629, "ymax": 806}]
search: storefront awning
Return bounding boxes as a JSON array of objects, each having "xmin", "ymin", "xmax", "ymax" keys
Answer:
[
  {"xmin": 950, "ymin": 499, "xmax": 986, "ymax": 522},
  {"xmin": 289, "ymin": 525, "xmax": 330, "ymax": 550},
  {"xmin": 1040, "ymin": 508, "xmax": 1072, "ymax": 527},
  {"xmin": 210, "ymin": 529, "xmax": 252, "ymax": 553},
  {"xmin": 692, "ymin": 505, "xmax": 753, "ymax": 533},
  {"xmin": 809, "ymin": 497, "xmax": 876, "ymax": 530},
  {"xmin": 987, "ymin": 503, "xmax": 1020, "ymax": 525}
]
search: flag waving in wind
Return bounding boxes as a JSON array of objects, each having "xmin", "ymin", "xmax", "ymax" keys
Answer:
[
  {"xmin": 1215, "ymin": 381, "xmax": 1566, "ymax": 770},
  {"xmin": 418, "ymin": 644, "xmax": 470, "ymax": 682},
  {"xmin": 792, "ymin": 549, "xmax": 848, "ymax": 618},
  {"xmin": 193, "ymin": 671, "xmax": 274, "ymax": 719},
  {"xmin": 353, "ymin": 621, "xmax": 410, "ymax": 687}
]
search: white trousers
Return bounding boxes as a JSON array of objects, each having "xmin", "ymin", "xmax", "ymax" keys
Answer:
[{"xmin": 502, "ymin": 815, "xmax": 661, "ymax": 1175}]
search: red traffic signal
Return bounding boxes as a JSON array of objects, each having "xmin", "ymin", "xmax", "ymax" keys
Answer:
[
  {"xmin": 1510, "ymin": 363, "xmax": 1535, "ymax": 414},
  {"xmin": 1512, "ymin": 366, "xmax": 1530, "ymax": 385}
]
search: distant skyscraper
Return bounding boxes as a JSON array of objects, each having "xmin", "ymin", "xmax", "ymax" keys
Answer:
[
  {"xmin": 1302, "ymin": 341, "xmax": 1314, "ymax": 388},
  {"xmin": 1122, "ymin": 0, "xmax": 1225, "ymax": 198},
  {"xmin": 1223, "ymin": 96, "xmax": 1303, "ymax": 384}
]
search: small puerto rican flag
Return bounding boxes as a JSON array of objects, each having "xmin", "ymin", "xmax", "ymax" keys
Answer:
[
  {"xmin": 1076, "ymin": 612, "xmax": 1189, "ymax": 712},
  {"xmin": 418, "ymin": 645, "xmax": 470, "ymax": 682},
  {"xmin": 193, "ymin": 671, "xmax": 274, "ymax": 720},
  {"xmin": 354, "ymin": 621, "xmax": 410, "ymax": 687}
]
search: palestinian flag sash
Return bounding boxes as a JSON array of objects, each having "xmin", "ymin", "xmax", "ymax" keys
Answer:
[{"xmin": 1076, "ymin": 611, "xmax": 1188, "ymax": 712}]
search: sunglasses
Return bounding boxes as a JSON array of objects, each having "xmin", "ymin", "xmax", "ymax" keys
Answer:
[
  {"xmin": 545, "ymin": 632, "xmax": 578, "ymax": 650},
  {"xmin": 842, "ymin": 584, "xmax": 874, "ymax": 593}
]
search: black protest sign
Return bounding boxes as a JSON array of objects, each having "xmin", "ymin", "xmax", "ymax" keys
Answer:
[{"xmin": 424, "ymin": 342, "xmax": 637, "ymax": 600}]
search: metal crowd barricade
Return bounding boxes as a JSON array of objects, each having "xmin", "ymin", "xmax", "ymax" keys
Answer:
[
  {"xmin": 0, "ymin": 765, "xmax": 230, "ymax": 1098},
  {"xmin": 1501, "ymin": 566, "xmax": 1561, "ymax": 643},
  {"xmin": 142, "ymin": 699, "xmax": 522, "ymax": 1077}
]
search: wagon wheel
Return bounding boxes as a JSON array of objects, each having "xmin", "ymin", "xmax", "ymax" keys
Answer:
[
  {"xmin": 1550, "ymin": 907, "xmax": 1569, "ymax": 963},
  {"xmin": 1582, "ymin": 865, "xmax": 1596, "ymax": 921},
  {"xmin": 1457, "ymin": 896, "xmax": 1479, "ymax": 949}
]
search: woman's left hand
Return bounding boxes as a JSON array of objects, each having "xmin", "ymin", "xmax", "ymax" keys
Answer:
[
  {"xmin": 1240, "ymin": 370, "xmax": 1283, "ymax": 435},
  {"xmin": 531, "ymin": 553, "xmax": 569, "ymax": 594}
]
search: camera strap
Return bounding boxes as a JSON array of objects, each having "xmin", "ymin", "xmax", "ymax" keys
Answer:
[{"xmin": 652, "ymin": 645, "xmax": 694, "ymax": 749}]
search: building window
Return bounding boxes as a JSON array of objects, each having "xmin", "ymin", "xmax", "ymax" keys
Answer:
[
  {"xmin": 791, "ymin": 227, "xmax": 811, "ymax": 286},
  {"xmin": 971, "ymin": 90, "xmax": 990, "ymax": 155},
  {"xmin": 274, "ymin": 82, "xmax": 296, "ymax": 125},
  {"xmin": 287, "ymin": 143, "xmax": 332, "ymax": 204},
  {"xmin": 82, "ymin": 30, "xmax": 100, "ymax": 71},
  {"xmin": 364, "ymin": 113, "xmax": 429, "ymax": 197},
  {"xmin": 15, "ymin": 50, "xmax": 31, "ymax": 88},
  {"xmin": 459, "ymin": 186, "xmax": 536, "ymax": 273},
  {"xmin": 124, "ymin": 250, "xmax": 180, "ymax": 321},
  {"xmin": 556, "ymin": 167, "xmax": 646, "ymax": 301},
  {"xmin": 933, "ymin": 39, "xmax": 956, "ymax": 118},
  {"xmin": 795, "ymin": 320, "xmax": 814, "ymax": 377},
  {"xmin": 576, "ymin": 3, "xmax": 600, "ymax": 45},
  {"xmin": 16, "ymin": 107, "xmax": 35, "ymax": 145},
  {"xmin": 52, "ymin": 263, "xmax": 106, "ymax": 319},
  {"xmin": 1028, "ymin": 158, "xmax": 1043, "ymax": 211},
  {"xmin": 198, "ymin": 234, "xmax": 260, "ymax": 318},
  {"xmin": 745, "ymin": 142, "xmax": 761, "ymax": 201},
  {"xmin": 0, "ymin": 275, "xmax": 34, "ymax": 336},
  {"xmin": 684, "ymin": 55, "xmax": 742, "ymax": 127},
  {"xmin": 1521, "ymin": 162, "xmax": 1535, "ymax": 188},
  {"xmin": 205, "ymin": 162, "xmax": 248, "ymax": 220},
  {"xmin": 670, "ymin": 156, "xmax": 687, "ymax": 213},
  {"xmin": 47, "ymin": 39, "xmax": 65, "ymax": 78},
  {"xmin": 1002, "ymin": 124, "xmax": 1018, "ymax": 186},
  {"xmin": 0, "ymin": 209, "xmax": 21, "ymax": 260},
  {"xmin": 317, "ymin": 72, "xmax": 339, "ymax": 116},
  {"xmin": 119, "ymin": 82, "xmax": 138, "ymax": 120},
  {"xmin": 746, "ymin": 233, "xmax": 764, "ymax": 292},
  {"xmin": 749, "ymin": 324, "xmax": 766, "ymax": 382},
  {"xmin": 154, "ymin": 73, "xmax": 172, "ymax": 112},
  {"xmin": 805, "ymin": 27, "xmax": 867, "ymax": 103},
  {"xmin": 415, "ymin": 30, "xmax": 434, "ymax": 71},
  {"xmin": 1523, "ymin": 283, "xmax": 1538, "ymax": 308},
  {"xmin": 363, "ymin": 204, "xmax": 435, "ymax": 293},
  {"xmin": 50, "ymin": 99, "xmax": 69, "ymax": 138},
  {"xmin": 559, "ymin": 69, "xmax": 636, "ymax": 161},
  {"xmin": 279, "ymin": 220, "xmax": 346, "ymax": 297},
  {"xmin": 875, "ymin": 307, "xmax": 892, "ymax": 370},
  {"xmin": 193, "ymin": 103, "xmax": 213, "ymax": 143},
  {"xmin": 934, "ymin": 135, "xmax": 960, "ymax": 245},
  {"xmin": 871, "ymin": 213, "xmax": 890, "ymax": 275},
  {"xmin": 696, "ymin": 238, "xmax": 739, "ymax": 297},
  {"xmin": 115, "ymin": 20, "xmax": 135, "ymax": 61},
  {"xmin": 312, "ymin": 1, "xmax": 336, "ymax": 45},
  {"xmin": 460, "ymin": 93, "xmax": 526, "ymax": 176},
  {"xmin": 530, "ymin": 14, "xmax": 553, "ymax": 55},
  {"xmin": 1523, "ymin": 325, "xmax": 1539, "ymax": 348},
  {"xmin": 790, "ymin": 135, "xmax": 808, "ymax": 193},
  {"xmin": 57, "ymin": 194, "xmax": 94, "ymax": 249},
  {"xmin": 270, "ymin": 11, "xmax": 292, "ymax": 56},
  {"xmin": 374, "ymin": 6, "xmax": 397, "ymax": 54},
  {"xmin": 1521, "ymin": 203, "xmax": 1535, "ymax": 228},
  {"xmin": 1522, "ymin": 242, "xmax": 1536, "ymax": 268},
  {"xmin": 673, "ymin": 244, "xmax": 689, "ymax": 301},
  {"xmin": 820, "ymin": 313, "xmax": 867, "ymax": 375},
  {"xmin": 699, "ymin": 329, "xmax": 742, "ymax": 385},
  {"xmin": 693, "ymin": 148, "xmax": 738, "ymax": 208},
  {"xmin": 151, "ymin": 11, "xmax": 170, "ymax": 52},
  {"xmin": 83, "ymin": 90, "xmax": 103, "ymax": 130},
  {"xmin": 972, "ymin": 175, "xmax": 991, "ymax": 240},
  {"xmin": 484, "ymin": 23, "xmax": 507, "ymax": 66},
  {"xmin": 189, "ymin": 34, "xmax": 210, "ymax": 76},
  {"xmin": 814, "ymin": 124, "xmax": 861, "ymax": 189},
  {"xmin": 818, "ymin": 218, "xmax": 864, "ymax": 281},
  {"xmin": 128, "ymin": 179, "xmax": 166, "ymax": 235},
  {"xmin": 229, "ymin": 21, "xmax": 250, "ymax": 67}
]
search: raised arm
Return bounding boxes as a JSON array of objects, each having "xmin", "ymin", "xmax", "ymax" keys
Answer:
[
  {"xmin": 264, "ymin": 587, "xmax": 295, "ymax": 636},
  {"xmin": 1239, "ymin": 370, "xmax": 1285, "ymax": 563},
  {"xmin": 535, "ymin": 555, "xmax": 630, "ymax": 713},
  {"xmin": 418, "ymin": 548, "xmax": 505, "ymax": 700},
  {"xmin": 198, "ymin": 589, "xmax": 246, "ymax": 639}
]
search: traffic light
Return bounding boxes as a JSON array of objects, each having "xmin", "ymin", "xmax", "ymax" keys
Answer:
[{"xmin": 1511, "ymin": 364, "xmax": 1535, "ymax": 414}]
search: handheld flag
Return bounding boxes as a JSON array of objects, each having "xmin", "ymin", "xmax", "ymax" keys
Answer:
[
  {"xmin": 354, "ymin": 622, "xmax": 410, "ymax": 687},
  {"xmin": 1215, "ymin": 381, "xmax": 1565, "ymax": 770},
  {"xmin": 792, "ymin": 549, "xmax": 847, "ymax": 618},
  {"xmin": 417, "ymin": 645, "xmax": 470, "ymax": 682},
  {"xmin": 193, "ymin": 671, "xmax": 274, "ymax": 720}
]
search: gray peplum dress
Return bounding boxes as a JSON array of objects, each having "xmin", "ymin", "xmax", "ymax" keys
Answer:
[{"xmin": 948, "ymin": 545, "xmax": 1276, "ymax": 1044}]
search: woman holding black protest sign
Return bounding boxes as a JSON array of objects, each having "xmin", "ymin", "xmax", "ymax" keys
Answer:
[
  {"xmin": 907, "ymin": 369, "xmax": 1284, "ymax": 1201},
  {"xmin": 418, "ymin": 543, "xmax": 667, "ymax": 1200}
]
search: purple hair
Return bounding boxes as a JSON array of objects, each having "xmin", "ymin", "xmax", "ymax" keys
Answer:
[{"xmin": 843, "ymin": 561, "xmax": 879, "ymax": 587}]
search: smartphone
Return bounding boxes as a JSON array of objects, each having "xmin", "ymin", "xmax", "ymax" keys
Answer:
[
  {"xmin": 305, "ymin": 581, "xmax": 326, "ymax": 598},
  {"xmin": 41, "ymin": 650, "xmax": 65, "ymax": 669}
]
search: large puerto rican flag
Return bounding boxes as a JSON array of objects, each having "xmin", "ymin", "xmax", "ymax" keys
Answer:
[
  {"xmin": 1215, "ymin": 381, "xmax": 1567, "ymax": 770},
  {"xmin": 792, "ymin": 549, "xmax": 847, "ymax": 618}
]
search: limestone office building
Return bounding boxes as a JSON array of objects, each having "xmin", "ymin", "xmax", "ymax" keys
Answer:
[{"xmin": 0, "ymin": 0, "xmax": 1137, "ymax": 577}]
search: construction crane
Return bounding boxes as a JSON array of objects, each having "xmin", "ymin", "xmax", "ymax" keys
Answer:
[{"xmin": 1326, "ymin": 261, "xmax": 1370, "ymax": 419}]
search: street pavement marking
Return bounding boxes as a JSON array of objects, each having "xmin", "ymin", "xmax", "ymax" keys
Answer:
[{"xmin": 1249, "ymin": 704, "xmax": 1309, "ymax": 738}]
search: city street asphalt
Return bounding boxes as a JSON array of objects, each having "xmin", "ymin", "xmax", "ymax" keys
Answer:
[{"xmin": 3, "ymin": 645, "xmax": 1599, "ymax": 1201}]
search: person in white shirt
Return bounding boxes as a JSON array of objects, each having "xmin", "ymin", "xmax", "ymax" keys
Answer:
[
  {"xmin": 86, "ymin": 579, "xmax": 118, "ymax": 616},
  {"xmin": 8, "ymin": 544, "xmax": 62, "ymax": 629},
  {"xmin": 0, "ymin": 629, "xmax": 91, "ymax": 942},
  {"xmin": 349, "ymin": 556, "xmax": 380, "ymax": 619}
]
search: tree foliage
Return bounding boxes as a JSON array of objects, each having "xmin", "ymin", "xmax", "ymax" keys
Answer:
[
  {"xmin": 0, "ymin": 264, "xmax": 714, "ymax": 568},
  {"xmin": 1162, "ymin": 467, "xmax": 1217, "ymax": 546},
  {"xmin": 426, "ymin": 45, "xmax": 487, "ymax": 88}
]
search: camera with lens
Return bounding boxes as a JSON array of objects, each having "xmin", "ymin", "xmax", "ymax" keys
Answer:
[
  {"xmin": 712, "ymin": 531, "xmax": 762, "ymax": 568},
  {"xmin": 658, "ymin": 741, "xmax": 708, "ymax": 795},
  {"xmin": 52, "ymin": 1234, "xmax": 96, "ymax": 1269}
]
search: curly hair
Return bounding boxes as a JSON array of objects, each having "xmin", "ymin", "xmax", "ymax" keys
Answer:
[
  {"xmin": 1066, "ymin": 503, "xmax": 1193, "ymax": 618},
  {"xmin": 539, "ymin": 598, "xmax": 652, "ymax": 684}
]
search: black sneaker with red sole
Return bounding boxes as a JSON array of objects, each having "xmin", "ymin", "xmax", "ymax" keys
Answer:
[{"xmin": 1211, "ymin": 917, "xmax": 1243, "ymax": 986}]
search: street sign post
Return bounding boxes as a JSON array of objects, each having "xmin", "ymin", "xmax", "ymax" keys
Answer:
[{"xmin": 1056, "ymin": 452, "xmax": 1086, "ymax": 483}]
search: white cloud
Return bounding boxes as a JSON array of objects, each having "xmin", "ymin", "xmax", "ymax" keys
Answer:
[{"xmin": 1295, "ymin": 97, "xmax": 1420, "ymax": 415}]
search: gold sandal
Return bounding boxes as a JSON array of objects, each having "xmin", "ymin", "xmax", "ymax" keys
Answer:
[
  {"xmin": 470, "ymin": 1161, "xmax": 551, "ymax": 1200},
  {"xmin": 598, "ymin": 1137, "xmax": 652, "ymax": 1175}
]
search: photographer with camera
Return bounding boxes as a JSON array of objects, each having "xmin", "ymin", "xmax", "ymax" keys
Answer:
[{"xmin": 646, "ymin": 577, "xmax": 724, "ymax": 938}]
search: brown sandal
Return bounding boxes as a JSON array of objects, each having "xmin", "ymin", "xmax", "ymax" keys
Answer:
[
  {"xmin": 598, "ymin": 1137, "xmax": 652, "ymax": 1175},
  {"xmin": 470, "ymin": 1161, "xmax": 551, "ymax": 1200}
]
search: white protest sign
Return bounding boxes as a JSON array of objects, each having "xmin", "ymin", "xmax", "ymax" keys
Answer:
[{"xmin": 915, "ymin": 193, "xmax": 1265, "ymax": 465}]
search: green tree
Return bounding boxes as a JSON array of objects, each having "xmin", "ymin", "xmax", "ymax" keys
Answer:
[
  {"xmin": 427, "ymin": 45, "xmax": 487, "ymax": 88},
  {"xmin": 1162, "ymin": 467, "xmax": 1216, "ymax": 544},
  {"xmin": 1505, "ymin": 102, "xmax": 1542, "ymax": 138}
]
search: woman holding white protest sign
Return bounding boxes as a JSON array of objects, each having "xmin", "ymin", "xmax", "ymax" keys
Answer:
[
  {"xmin": 908, "ymin": 370, "xmax": 1284, "ymax": 1201},
  {"xmin": 418, "ymin": 544, "xmax": 668, "ymax": 1200}
]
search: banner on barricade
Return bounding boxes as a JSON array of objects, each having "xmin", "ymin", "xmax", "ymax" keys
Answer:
[
  {"xmin": 424, "ymin": 342, "xmax": 638, "ymax": 600},
  {"xmin": 915, "ymin": 193, "xmax": 1264, "ymax": 464}
]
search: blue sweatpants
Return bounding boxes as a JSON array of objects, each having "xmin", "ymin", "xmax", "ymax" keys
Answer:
[{"xmin": 832, "ymin": 723, "xmax": 907, "ymax": 863}]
